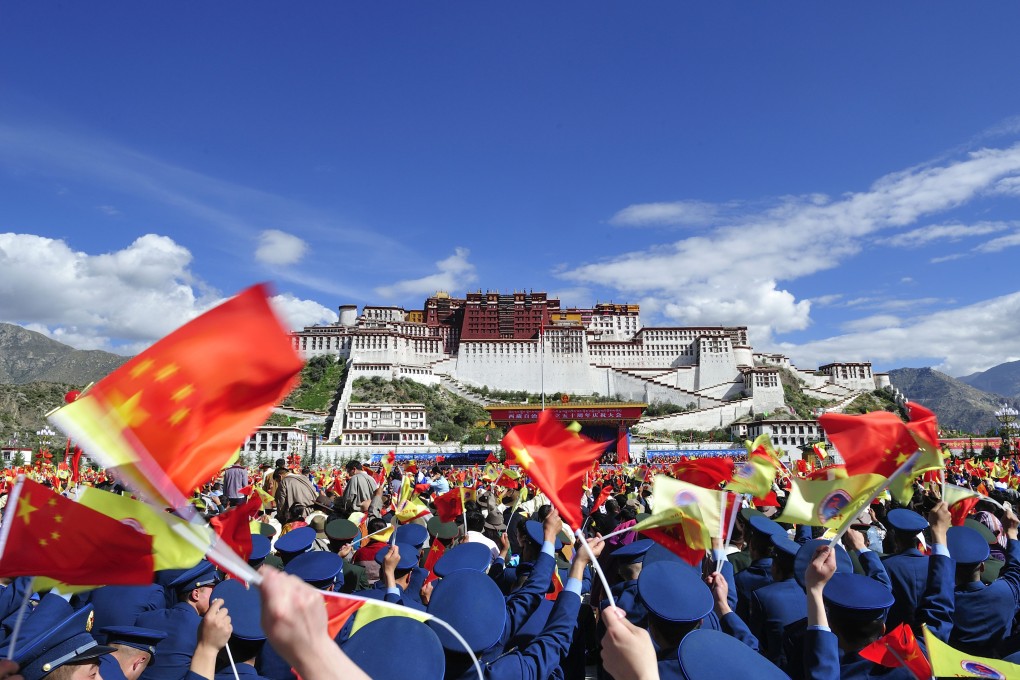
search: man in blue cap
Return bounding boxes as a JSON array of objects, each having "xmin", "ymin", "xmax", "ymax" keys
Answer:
[
  {"xmin": 803, "ymin": 501, "xmax": 955, "ymax": 680},
  {"xmin": 188, "ymin": 580, "xmax": 272, "ymax": 680},
  {"xmin": 947, "ymin": 505, "xmax": 1020, "ymax": 658},
  {"xmin": 733, "ymin": 515, "xmax": 776, "ymax": 622},
  {"xmin": 97, "ymin": 627, "xmax": 167, "ymax": 680},
  {"xmin": 368, "ymin": 544, "xmax": 427, "ymax": 612},
  {"xmin": 78, "ymin": 584, "xmax": 165, "ymax": 633},
  {"xmin": 880, "ymin": 507, "xmax": 931, "ymax": 632},
  {"xmin": 600, "ymin": 539, "xmax": 652, "ymax": 627},
  {"xmin": 271, "ymin": 527, "xmax": 315, "ymax": 566},
  {"xmin": 14, "ymin": 605, "xmax": 113, "ymax": 680},
  {"xmin": 136, "ymin": 561, "xmax": 219, "ymax": 680},
  {"xmin": 748, "ymin": 529, "xmax": 804, "ymax": 669}
]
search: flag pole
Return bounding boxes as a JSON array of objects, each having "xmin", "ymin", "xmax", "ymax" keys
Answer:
[
  {"xmin": 828, "ymin": 452, "xmax": 920, "ymax": 547},
  {"xmin": 574, "ymin": 527, "xmax": 615, "ymax": 609},
  {"xmin": 715, "ymin": 493, "xmax": 743, "ymax": 574}
]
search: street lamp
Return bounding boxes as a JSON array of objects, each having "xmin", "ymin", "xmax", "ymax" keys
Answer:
[{"xmin": 995, "ymin": 403, "xmax": 1018, "ymax": 456}]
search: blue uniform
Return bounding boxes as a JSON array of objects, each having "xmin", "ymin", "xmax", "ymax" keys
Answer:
[
  {"xmin": 483, "ymin": 590, "xmax": 582, "ymax": 680},
  {"xmin": 950, "ymin": 538, "xmax": 1020, "ymax": 657},
  {"xmin": 601, "ymin": 580, "xmax": 646, "ymax": 627},
  {"xmin": 99, "ymin": 654, "xmax": 128, "ymax": 680},
  {"xmin": 655, "ymin": 612, "xmax": 758, "ymax": 680},
  {"xmin": 85, "ymin": 585, "xmax": 166, "ymax": 632},
  {"xmin": 749, "ymin": 577, "xmax": 806, "ymax": 668},
  {"xmin": 734, "ymin": 557, "xmax": 772, "ymax": 621},
  {"xmin": 881, "ymin": 548, "xmax": 928, "ymax": 631},
  {"xmin": 136, "ymin": 603, "xmax": 202, "ymax": 680}
]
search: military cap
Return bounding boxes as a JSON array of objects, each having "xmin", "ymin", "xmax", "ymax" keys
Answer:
[
  {"xmin": 885, "ymin": 508, "xmax": 928, "ymax": 534},
  {"xmin": 168, "ymin": 561, "xmax": 219, "ymax": 593},
  {"xmin": 963, "ymin": 518, "xmax": 997, "ymax": 544},
  {"xmin": 611, "ymin": 539, "xmax": 653, "ymax": 565},
  {"xmin": 343, "ymin": 617, "xmax": 445, "ymax": 680},
  {"xmin": 285, "ymin": 551, "xmax": 345, "ymax": 589},
  {"xmin": 748, "ymin": 514, "xmax": 786, "ymax": 538},
  {"xmin": 99, "ymin": 626, "xmax": 167, "ymax": 658},
  {"xmin": 637, "ymin": 561, "xmax": 712, "ymax": 623},
  {"xmin": 947, "ymin": 526, "xmax": 991, "ymax": 566},
  {"xmin": 427, "ymin": 570, "xmax": 506, "ymax": 652},
  {"xmin": 263, "ymin": 554, "xmax": 284, "ymax": 570},
  {"xmin": 823, "ymin": 572, "xmax": 894, "ymax": 622},
  {"xmin": 739, "ymin": 507, "xmax": 768, "ymax": 522},
  {"xmin": 434, "ymin": 543, "xmax": 492, "ymax": 577},
  {"xmin": 426, "ymin": 516, "xmax": 460, "ymax": 540},
  {"xmin": 16, "ymin": 605, "xmax": 114, "ymax": 680},
  {"xmin": 249, "ymin": 535, "xmax": 271, "ymax": 566},
  {"xmin": 211, "ymin": 580, "xmax": 265, "ymax": 641},
  {"xmin": 375, "ymin": 543, "xmax": 421, "ymax": 571},
  {"xmin": 396, "ymin": 523, "xmax": 429, "ymax": 549},
  {"xmin": 678, "ymin": 628, "xmax": 789, "ymax": 680},
  {"xmin": 770, "ymin": 532, "xmax": 800, "ymax": 560},
  {"xmin": 641, "ymin": 542, "xmax": 688, "ymax": 567},
  {"xmin": 793, "ymin": 540, "xmax": 853, "ymax": 589},
  {"xmin": 325, "ymin": 518, "xmax": 359, "ymax": 542},
  {"xmin": 274, "ymin": 526, "xmax": 316, "ymax": 561},
  {"xmin": 524, "ymin": 520, "xmax": 564, "ymax": 550}
]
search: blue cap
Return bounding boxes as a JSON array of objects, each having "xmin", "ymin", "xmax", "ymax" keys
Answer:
[
  {"xmin": 168, "ymin": 561, "xmax": 219, "ymax": 593},
  {"xmin": 637, "ymin": 561, "xmax": 712, "ymax": 623},
  {"xmin": 99, "ymin": 626, "xmax": 167, "ymax": 658},
  {"xmin": 823, "ymin": 572, "xmax": 894, "ymax": 622},
  {"xmin": 427, "ymin": 570, "xmax": 506, "ymax": 652},
  {"xmin": 375, "ymin": 544, "xmax": 421, "ymax": 571},
  {"xmin": 396, "ymin": 523, "xmax": 429, "ymax": 549},
  {"xmin": 524, "ymin": 521, "xmax": 564, "ymax": 550},
  {"xmin": 274, "ymin": 526, "xmax": 316, "ymax": 560},
  {"xmin": 211, "ymin": 580, "xmax": 265, "ymax": 641},
  {"xmin": 343, "ymin": 617, "xmax": 445, "ymax": 680},
  {"xmin": 678, "ymin": 628, "xmax": 789, "ymax": 680},
  {"xmin": 434, "ymin": 543, "xmax": 493, "ymax": 577},
  {"xmin": 947, "ymin": 526, "xmax": 991, "ymax": 566},
  {"xmin": 611, "ymin": 539, "xmax": 654, "ymax": 565},
  {"xmin": 641, "ymin": 542, "xmax": 688, "ymax": 567},
  {"xmin": 771, "ymin": 533, "xmax": 800, "ymax": 560},
  {"xmin": 748, "ymin": 515, "xmax": 785, "ymax": 538},
  {"xmin": 886, "ymin": 508, "xmax": 929, "ymax": 534},
  {"xmin": 16, "ymin": 605, "xmax": 114, "ymax": 680},
  {"xmin": 794, "ymin": 540, "xmax": 854, "ymax": 589},
  {"xmin": 249, "ymin": 535, "xmax": 271, "ymax": 564},
  {"xmin": 285, "ymin": 551, "xmax": 345, "ymax": 589}
]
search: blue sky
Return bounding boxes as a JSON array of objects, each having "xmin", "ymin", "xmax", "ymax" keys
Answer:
[{"xmin": 2, "ymin": 3, "xmax": 1020, "ymax": 377}]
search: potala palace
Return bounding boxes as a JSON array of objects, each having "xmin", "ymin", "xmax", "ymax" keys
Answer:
[{"xmin": 289, "ymin": 290, "xmax": 889, "ymax": 445}]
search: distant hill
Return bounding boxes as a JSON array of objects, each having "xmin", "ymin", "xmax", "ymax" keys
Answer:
[
  {"xmin": 888, "ymin": 367, "xmax": 1011, "ymax": 434},
  {"xmin": 958, "ymin": 359, "xmax": 1020, "ymax": 400},
  {"xmin": 0, "ymin": 323, "xmax": 127, "ymax": 385}
]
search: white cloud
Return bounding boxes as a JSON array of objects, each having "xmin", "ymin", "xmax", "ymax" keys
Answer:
[
  {"xmin": 930, "ymin": 253, "xmax": 966, "ymax": 264},
  {"xmin": 609, "ymin": 201, "xmax": 722, "ymax": 227},
  {"xmin": 97, "ymin": 205, "xmax": 121, "ymax": 217},
  {"xmin": 840, "ymin": 314, "xmax": 901, "ymax": 333},
  {"xmin": 0, "ymin": 233, "xmax": 331, "ymax": 352},
  {"xmin": 810, "ymin": 294, "xmax": 843, "ymax": 307},
  {"xmin": 878, "ymin": 221, "xmax": 1013, "ymax": 248},
  {"xmin": 256, "ymin": 230, "xmax": 308, "ymax": 266},
  {"xmin": 561, "ymin": 143, "xmax": 1020, "ymax": 345},
  {"xmin": 775, "ymin": 291, "xmax": 1020, "ymax": 377},
  {"xmin": 375, "ymin": 248, "xmax": 477, "ymax": 300},
  {"xmin": 269, "ymin": 293, "xmax": 338, "ymax": 330},
  {"xmin": 974, "ymin": 230, "xmax": 1020, "ymax": 253}
]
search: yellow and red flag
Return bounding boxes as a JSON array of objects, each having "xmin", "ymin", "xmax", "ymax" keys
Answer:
[
  {"xmin": 501, "ymin": 409, "xmax": 608, "ymax": 529},
  {"xmin": 725, "ymin": 451, "xmax": 779, "ymax": 498},
  {"xmin": 50, "ymin": 284, "xmax": 303, "ymax": 508},
  {"xmin": 0, "ymin": 477, "xmax": 154, "ymax": 585},
  {"xmin": 923, "ymin": 624, "xmax": 1020, "ymax": 679},
  {"xmin": 777, "ymin": 473, "xmax": 885, "ymax": 529},
  {"xmin": 858, "ymin": 623, "xmax": 931, "ymax": 680},
  {"xmin": 943, "ymin": 484, "xmax": 982, "ymax": 526}
]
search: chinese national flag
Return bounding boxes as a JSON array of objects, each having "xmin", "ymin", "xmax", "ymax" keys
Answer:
[
  {"xmin": 209, "ymin": 494, "xmax": 262, "ymax": 563},
  {"xmin": 502, "ymin": 409, "xmax": 608, "ymax": 529},
  {"xmin": 0, "ymin": 477, "xmax": 154, "ymax": 585},
  {"xmin": 859, "ymin": 623, "xmax": 931, "ymax": 680},
  {"xmin": 819, "ymin": 411, "xmax": 921, "ymax": 479},
  {"xmin": 422, "ymin": 540, "xmax": 446, "ymax": 584},
  {"xmin": 433, "ymin": 488, "xmax": 463, "ymax": 523},
  {"xmin": 943, "ymin": 484, "xmax": 982, "ymax": 526},
  {"xmin": 589, "ymin": 486, "xmax": 613, "ymax": 516},
  {"xmin": 670, "ymin": 457, "xmax": 734, "ymax": 489},
  {"xmin": 50, "ymin": 284, "xmax": 303, "ymax": 507}
]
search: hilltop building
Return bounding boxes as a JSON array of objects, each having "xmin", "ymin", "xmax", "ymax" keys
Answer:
[{"xmin": 290, "ymin": 290, "xmax": 887, "ymax": 442}]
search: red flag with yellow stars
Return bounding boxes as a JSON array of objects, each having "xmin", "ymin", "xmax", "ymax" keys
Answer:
[
  {"xmin": 0, "ymin": 476, "xmax": 154, "ymax": 585},
  {"xmin": 818, "ymin": 410, "xmax": 921, "ymax": 479},
  {"xmin": 502, "ymin": 409, "xmax": 608, "ymax": 530},
  {"xmin": 859, "ymin": 623, "xmax": 932, "ymax": 680},
  {"xmin": 50, "ymin": 284, "xmax": 303, "ymax": 507}
]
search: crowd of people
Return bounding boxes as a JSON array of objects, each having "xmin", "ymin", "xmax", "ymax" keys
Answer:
[{"xmin": 1, "ymin": 454, "xmax": 1019, "ymax": 680}]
